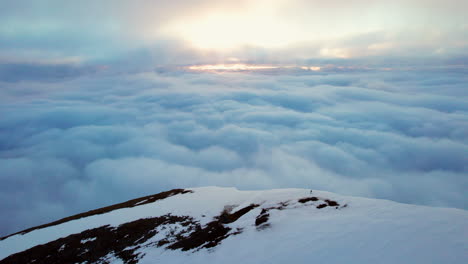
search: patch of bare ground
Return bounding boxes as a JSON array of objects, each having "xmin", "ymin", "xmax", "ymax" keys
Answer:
[
  {"xmin": 0, "ymin": 189, "xmax": 192, "ymax": 241},
  {"xmin": 0, "ymin": 214, "xmax": 197, "ymax": 264},
  {"xmin": 168, "ymin": 204, "xmax": 259, "ymax": 251},
  {"xmin": 255, "ymin": 208, "xmax": 270, "ymax": 229},
  {"xmin": 297, "ymin": 196, "xmax": 342, "ymax": 209},
  {"xmin": 316, "ymin": 204, "xmax": 328, "ymax": 209},
  {"xmin": 255, "ymin": 202, "xmax": 289, "ymax": 230},
  {"xmin": 0, "ymin": 204, "xmax": 260, "ymax": 264},
  {"xmin": 255, "ymin": 196, "xmax": 346, "ymax": 228},
  {"xmin": 0, "ymin": 191, "xmax": 349, "ymax": 264},
  {"xmin": 298, "ymin": 197, "xmax": 319, "ymax": 203}
]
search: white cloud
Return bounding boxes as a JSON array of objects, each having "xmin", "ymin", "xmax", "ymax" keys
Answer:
[{"xmin": 0, "ymin": 68, "xmax": 467, "ymax": 236}]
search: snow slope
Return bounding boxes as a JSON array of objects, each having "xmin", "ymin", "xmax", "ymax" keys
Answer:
[{"xmin": 0, "ymin": 187, "xmax": 467, "ymax": 264}]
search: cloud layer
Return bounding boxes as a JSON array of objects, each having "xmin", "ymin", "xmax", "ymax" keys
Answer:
[{"xmin": 0, "ymin": 67, "xmax": 467, "ymax": 236}]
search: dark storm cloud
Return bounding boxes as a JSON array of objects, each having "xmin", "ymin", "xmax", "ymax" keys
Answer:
[{"xmin": 0, "ymin": 68, "xmax": 467, "ymax": 236}]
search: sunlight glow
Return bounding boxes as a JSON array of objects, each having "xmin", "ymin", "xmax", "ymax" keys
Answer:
[
  {"xmin": 186, "ymin": 63, "xmax": 324, "ymax": 72},
  {"xmin": 188, "ymin": 64, "xmax": 279, "ymax": 71},
  {"xmin": 162, "ymin": 2, "xmax": 303, "ymax": 50},
  {"xmin": 301, "ymin": 66, "xmax": 322, "ymax": 71}
]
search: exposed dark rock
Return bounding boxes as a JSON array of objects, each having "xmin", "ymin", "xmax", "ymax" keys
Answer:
[
  {"xmin": 325, "ymin": 199, "xmax": 339, "ymax": 207},
  {"xmin": 298, "ymin": 197, "xmax": 340, "ymax": 208},
  {"xmin": 218, "ymin": 204, "xmax": 259, "ymax": 224},
  {"xmin": 0, "ymin": 191, "xmax": 348, "ymax": 264},
  {"xmin": 0, "ymin": 215, "xmax": 196, "ymax": 264},
  {"xmin": 254, "ymin": 203, "xmax": 288, "ymax": 230},
  {"xmin": 316, "ymin": 204, "xmax": 327, "ymax": 209},
  {"xmin": 298, "ymin": 197, "xmax": 319, "ymax": 203},
  {"xmin": 169, "ymin": 204, "xmax": 259, "ymax": 251},
  {"xmin": 255, "ymin": 208, "xmax": 270, "ymax": 227}
]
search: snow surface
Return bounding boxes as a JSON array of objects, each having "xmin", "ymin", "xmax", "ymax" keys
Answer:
[
  {"xmin": 1, "ymin": 187, "xmax": 467, "ymax": 263},
  {"xmin": 80, "ymin": 237, "xmax": 97, "ymax": 244}
]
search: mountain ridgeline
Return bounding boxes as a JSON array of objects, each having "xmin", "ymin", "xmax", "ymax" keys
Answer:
[{"xmin": 0, "ymin": 187, "xmax": 467, "ymax": 264}]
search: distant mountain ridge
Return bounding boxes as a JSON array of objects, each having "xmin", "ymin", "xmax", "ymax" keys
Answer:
[{"xmin": 1, "ymin": 187, "xmax": 467, "ymax": 264}]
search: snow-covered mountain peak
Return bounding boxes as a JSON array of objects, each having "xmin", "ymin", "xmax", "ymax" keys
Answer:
[{"xmin": 1, "ymin": 187, "xmax": 467, "ymax": 264}]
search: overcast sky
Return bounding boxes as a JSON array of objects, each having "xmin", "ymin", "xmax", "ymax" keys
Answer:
[
  {"xmin": 0, "ymin": 0, "xmax": 467, "ymax": 236},
  {"xmin": 1, "ymin": 0, "xmax": 467, "ymax": 64}
]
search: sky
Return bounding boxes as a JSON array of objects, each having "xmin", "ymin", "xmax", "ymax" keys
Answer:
[{"xmin": 0, "ymin": 0, "xmax": 467, "ymax": 236}]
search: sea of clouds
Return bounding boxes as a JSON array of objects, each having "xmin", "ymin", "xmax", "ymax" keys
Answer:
[{"xmin": 0, "ymin": 67, "xmax": 467, "ymax": 236}]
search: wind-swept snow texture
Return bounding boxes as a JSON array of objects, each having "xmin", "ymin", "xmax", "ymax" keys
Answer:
[{"xmin": 0, "ymin": 187, "xmax": 467, "ymax": 264}]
